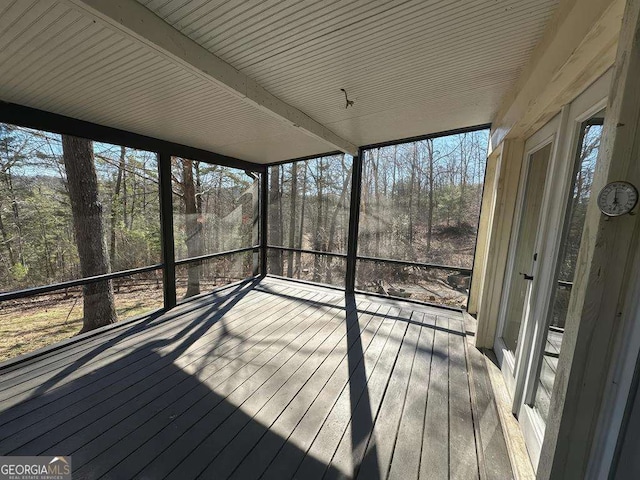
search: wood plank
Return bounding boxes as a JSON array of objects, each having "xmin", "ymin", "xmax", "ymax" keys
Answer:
[
  {"xmin": 41, "ymin": 293, "xmax": 336, "ymax": 472},
  {"xmin": 325, "ymin": 314, "xmax": 412, "ymax": 479},
  {"xmin": 0, "ymin": 281, "xmax": 517, "ymax": 480},
  {"xmin": 229, "ymin": 302, "xmax": 389, "ymax": 480},
  {"xmin": 152, "ymin": 300, "xmax": 346, "ymax": 479},
  {"xmin": 0, "ymin": 280, "xmax": 264, "ymax": 381},
  {"xmin": 9, "ymin": 288, "xmax": 328, "ymax": 458},
  {"xmin": 0, "ymin": 288, "xmax": 312, "ymax": 449},
  {"xmin": 184, "ymin": 302, "xmax": 373, "ymax": 480},
  {"xmin": 134, "ymin": 301, "xmax": 380, "ymax": 480},
  {"xmin": 355, "ymin": 314, "xmax": 419, "ymax": 480},
  {"xmin": 419, "ymin": 314, "xmax": 450, "ymax": 479},
  {"xmin": 468, "ymin": 145, "xmax": 501, "ymax": 315},
  {"xmin": 0, "ymin": 285, "xmax": 277, "ymax": 402},
  {"xmin": 69, "ymin": 292, "xmax": 340, "ymax": 475},
  {"xmin": 0, "ymin": 289, "xmax": 322, "ymax": 455},
  {"xmin": 388, "ymin": 314, "xmax": 435, "ymax": 480},
  {"xmin": 475, "ymin": 138, "xmax": 524, "ymax": 348},
  {"xmin": 260, "ymin": 305, "xmax": 397, "ymax": 480},
  {"xmin": 448, "ymin": 315, "xmax": 480, "ymax": 480},
  {"xmin": 148, "ymin": 298, "xmax": 346, "ymax": 480},
  {"xmin": 0, "ymin": 287, "xmax": 282, "ymax": 414},
  {"xmin": 466, "ymin": 345, "xmax": 514, "ymax": 480},
  {"xmin": 292, "ymin": 308, "xmax": 405, "ymax": 480}
]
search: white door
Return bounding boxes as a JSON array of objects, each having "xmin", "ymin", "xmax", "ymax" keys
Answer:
[
  {"xmin": 494, "ymin": 70, "xmax": 612, "ymax": 468},
  {"xmin": 493, "ymin": 115, "xmax": 560, "ymax": 397}
]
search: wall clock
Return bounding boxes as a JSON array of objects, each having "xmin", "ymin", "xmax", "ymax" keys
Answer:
[{"xmin": 597, "ymin": 181, "xmax": 638, "ymax": 217}]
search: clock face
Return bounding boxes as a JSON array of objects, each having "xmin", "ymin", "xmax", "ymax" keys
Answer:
[{"xmin": 597, "ymin": 181, "xmax": 638, "ymax": 217}]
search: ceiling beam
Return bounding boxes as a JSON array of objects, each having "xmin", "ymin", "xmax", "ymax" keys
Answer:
[{"xmin": 64, "ymin": 0, "xmax": 358, "ymax": 156}]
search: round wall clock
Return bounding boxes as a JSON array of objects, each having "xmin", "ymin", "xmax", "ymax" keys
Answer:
[{"xmin": 597, "ymin": 181, "xmax": 638, "ymax": 217}]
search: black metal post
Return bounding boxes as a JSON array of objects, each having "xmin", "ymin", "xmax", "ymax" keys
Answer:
[
  {"xmin": 252, "ymin": 176, "xmax": 261, "ymax": 276},
  {"xmin": 158, "ymin": 152, "xmax": 177, "ymax": 309},
  {"xmin": 345, "ymin": 152, "xmax": 363, "ymax": 293},
  {"xmin": 260, "ymin": 170, "xmax": 269, "ymax": 277}
]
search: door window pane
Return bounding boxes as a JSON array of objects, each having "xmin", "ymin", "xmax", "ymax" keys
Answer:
[
  {"xmin": 502, "ymin": 143, "xmax": 552, "ymax": 352},
  {"xmin": 534, "ymin": 121, "xmax": 603, "ymax": 422}
]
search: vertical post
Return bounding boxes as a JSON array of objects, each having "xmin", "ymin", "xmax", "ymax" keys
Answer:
[
  {"xmin": 260, "ymin": 168, "xmax": 269, "ymax": 277},
  {"xmin": 251, "ymin": 172, "xmax": 260, "ymax": 276},
  {"xmin": 345, "ymin": 151, "xmax": 363, "ymax": 292},
  {"xmin": 158, "ymin": 152, "xmax": 176, "ymax": 309}
]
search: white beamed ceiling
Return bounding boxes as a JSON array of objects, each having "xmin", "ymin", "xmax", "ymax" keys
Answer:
[{"xmin": 0, "ymin": 0, "xmax": 559, "ymax": 163}]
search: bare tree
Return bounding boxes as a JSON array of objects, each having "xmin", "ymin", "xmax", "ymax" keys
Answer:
[
  {"xmin": 109, "ymin": 146, "xmax": 125, "ymax": 268},
  {"xmin": 62, "ymin": 135, "xmax": 117, "ymax": 332},
  {"xmin": 269, "ymin": 165, "xmax": 283, "ymax": 275},
  {"xmin": 287, "ymin": 162, "xmax": 297, "ymax": 277},
  {"xmin": 182, "ymin": 158, "xmax": 202, "ymax": 298},
  {"xmin": 425, "ymin": 139, "xmax": 435, "ymax": 253},
  {"xmin": 326, "ymin": 159, "xmax": 352, "ymax": 283},
  {"xmin": 295, "ymin": 162, "xmax": 308, "ymax": 277}
]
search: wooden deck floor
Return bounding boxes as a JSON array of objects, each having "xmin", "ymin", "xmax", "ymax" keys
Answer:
[{"xmin": 0, "ymin": 278, "xmax": 513, "ymax": 480}]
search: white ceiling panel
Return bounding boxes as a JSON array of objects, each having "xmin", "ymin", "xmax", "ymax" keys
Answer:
[{"xmin": 0, "ymin": 0, "xmax": 560, "ymax": 163}]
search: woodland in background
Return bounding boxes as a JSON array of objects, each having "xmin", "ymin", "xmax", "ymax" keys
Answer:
[
  {"xmin": 0, "ymin": 124, "xmax": 256, "ymax": 359},
  {"xmin": 0, "ymin": 124, "xmax": 161, "ymax": 293},
  {"xmin": 171, "ymin": 158, "xmax": 257, "ymax": 298},
  {"xmin": 0, "ymin": 123, "xmax": 490, "ymax": 358},
  {"xmin": 267, "ymin": 130, "xmax": 489, "ymax": 306}
]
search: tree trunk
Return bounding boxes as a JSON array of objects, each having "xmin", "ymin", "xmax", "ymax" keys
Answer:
[
  {"xmin": 326, "ymin": 160, "xmax": 352, "ymax": 283},
  {"xmin": 109, "ymin": 146, "xmax": 125, "ymax": 269},
  {"xmin": 408, "ymin": 142, "xmax": 417, "ymax": 252},
  {"xmin": 287, "ymin": 162, "xmax": 297, "ymax": 277},
  {"xmin": 122, "ymin": 154, "xmax": 128, "ymax": 230},
  {"xmin": 61, "ymin": 135, "xmax": 117, "ymax": 333},
  {"xmin": 3, "ymin": 167, "xmax": 25, "ymax": 267},
  {"xmin": 459, "ymin": 133, "xmax": 468, "ymax": 226},
  {"xmin": 182, "ymin": 159, "xmax": 202, "ymax": 298},
  {"xmin": 373, "ymin": 149, "xmax": 381, "ymax": 257},
  {"xmin": 426, "ymin": 139, "xmax": 434, "ymax": 254},
  {"xmin": 313, "ymin": 158, "xmax": 323, "ymax": 282},
  {"xmin": 296, "ymin": 163, "xmax": 307, "ymax": 277},
  {"xmin": 0, "ymin": 206, "xmax": 15, "ymax": 267},
  {"xmin": 268, "ymin": 166, "xmax": 283, "ymax": 275}
]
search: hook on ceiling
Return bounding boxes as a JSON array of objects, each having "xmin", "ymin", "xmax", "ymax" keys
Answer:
[{"xmin": 340, "ymin": 88, "xmax": 354, "ymax": 109}]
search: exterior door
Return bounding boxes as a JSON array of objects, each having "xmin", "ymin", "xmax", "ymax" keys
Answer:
[
  {"xmin": 494, "ymin": 70, "xmax": 612, "ymax": 469},
  {"xmin": 494, "ymin": 116, "xmax": 560, "ymax": 396}
]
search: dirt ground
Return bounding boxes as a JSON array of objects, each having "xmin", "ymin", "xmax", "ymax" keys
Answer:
[
  {"xmin": 0, "ymin": 276, "xmax": 245, "ymax": 363},
  {"xmin": 0, "ymin": 285, "xmax": 163, "ymax": 362}
]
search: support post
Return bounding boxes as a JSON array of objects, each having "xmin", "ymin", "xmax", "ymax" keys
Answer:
[
  {"xmin": 252, "ymin": 173, "xmax": 260, "ymax": 276},
  {"xmin": 260, "ymin": 169, "xmax": 269, "ymax": 276},
  {"xmin": 345, "ymin": 152, "xmax": 363, "ymax": 293},
  {"xmin": 158, "ymin": 152, "xmax": 176, "ymax": 309}
]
